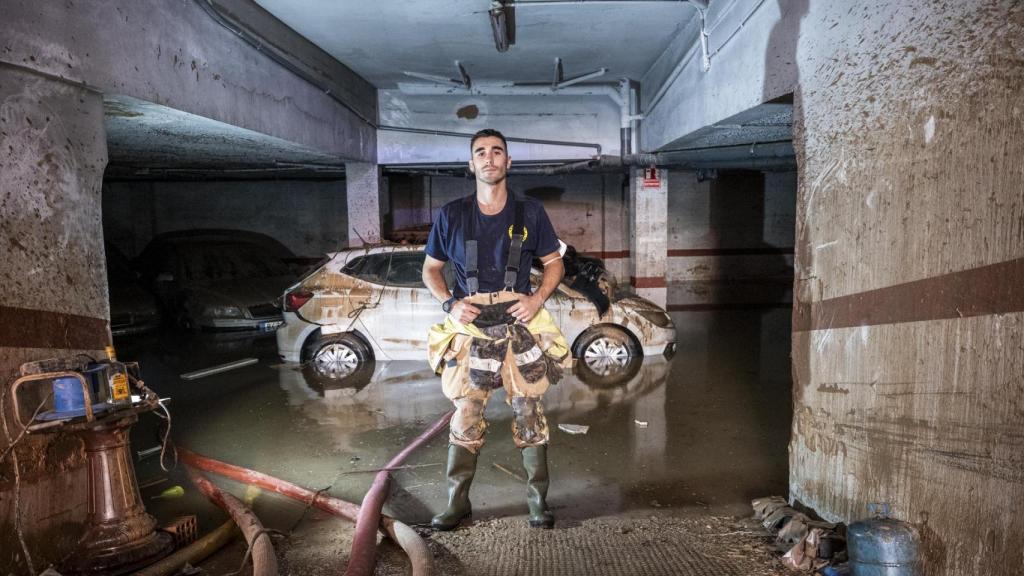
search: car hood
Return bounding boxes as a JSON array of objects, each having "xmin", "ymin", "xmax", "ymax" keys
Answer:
[
  {"xmin": 188, "ymin": 275, "xmax": 294, "ymax": 307},
  {"xmin": 613, "ymin": 295, "xmax": 667, "ymax": 312}
]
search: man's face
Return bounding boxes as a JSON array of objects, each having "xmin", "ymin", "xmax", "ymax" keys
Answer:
[{"xmin": 469, "ymin": 136, "xmax": 511, "ymax": 185}]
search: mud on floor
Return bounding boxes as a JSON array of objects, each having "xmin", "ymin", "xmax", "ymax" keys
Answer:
[{"xmin": 268, "ymin": 510, "xmax": 794, "ymax": 576}]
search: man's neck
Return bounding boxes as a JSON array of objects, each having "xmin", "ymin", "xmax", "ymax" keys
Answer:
[{"xmin": 475, "ymin": 180, "xmax": 508, "ymax": 215}]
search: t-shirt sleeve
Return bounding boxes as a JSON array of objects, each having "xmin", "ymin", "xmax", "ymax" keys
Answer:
[
  {"xmin": 424, "ymin": 205, "xmax": 449, "ymax": 262},
  {"xmin": 533, "ymin": 204, "xmax": 560, "ymax": 257}
]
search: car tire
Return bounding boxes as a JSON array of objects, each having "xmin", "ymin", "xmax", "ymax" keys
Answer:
[
  {"xmin": 301, "ymin": 331, "xmax": 375, "ymax": 392},
  {"xmin": 573, "ymin": 325, "xmax": 643, "ymax": 388}
]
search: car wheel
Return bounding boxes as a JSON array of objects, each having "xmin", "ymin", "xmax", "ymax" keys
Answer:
[
  {"xmin": 573, "ymin": 326, "xmax": 643, "ymax": 388},
  {"xmin": 301, "ymin": 331, "xmax": 375, "ymax": 391}
]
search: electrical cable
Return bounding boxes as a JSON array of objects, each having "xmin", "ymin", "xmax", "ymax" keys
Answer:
[
  {"xmin": 0, "ymin": 383, "xmax": 46, "ymax": 576},
  {"xmin": 129, "ymin": 373, "xmax": 177, "ymax": 472}
]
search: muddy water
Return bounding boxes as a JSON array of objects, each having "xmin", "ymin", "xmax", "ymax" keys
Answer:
[{"xmin": 118, "ymin": 308, "xmax": 791, "ymax": 566}]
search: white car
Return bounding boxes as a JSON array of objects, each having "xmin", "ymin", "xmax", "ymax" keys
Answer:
[{"xmin": 276, "ymin": 245, "xmax": 676, "ymax": 384}]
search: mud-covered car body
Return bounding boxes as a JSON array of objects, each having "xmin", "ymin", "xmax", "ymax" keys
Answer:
[{"xmin": 276, "ymin": 245, "xmax": 676, "ymax": 377}]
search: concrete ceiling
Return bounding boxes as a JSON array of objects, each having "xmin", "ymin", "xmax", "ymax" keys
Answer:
[
  {"xmin": 252, "ymin": 0, "xmax": 701, "ymax": 88},
  {"xmin": 103, "ymin": 95, "xmax": 346, "ymax": 179}
]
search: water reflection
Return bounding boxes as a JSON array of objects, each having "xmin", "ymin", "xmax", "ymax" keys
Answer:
[{"xmin": 276, "ymin": 356, "xmax": 674, "ymax": 457}]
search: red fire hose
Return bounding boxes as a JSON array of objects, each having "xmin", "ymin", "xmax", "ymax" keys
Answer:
[
  {"xmin": 343, "ymin": 410, "xmax": 453, "ymax": 576},
  {"xmin": 178, "ymin": 409, "xmax": 452, "ymax": 576},
  {"xmin": 185, "ymin": 467, "xmax": 278, "ymax": 576}
]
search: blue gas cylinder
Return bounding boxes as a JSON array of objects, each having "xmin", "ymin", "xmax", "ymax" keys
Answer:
[{"xmin": 848, "ymin": 504, "xmax": 921, "ymax": 576}]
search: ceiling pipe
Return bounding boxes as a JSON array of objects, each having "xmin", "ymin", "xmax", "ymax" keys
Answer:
[
  {"xmin": 511, "ymin": 141, "xmax": 796, "ymax": 174},
  {"xmin": 378, "ymin": 125, "xmax": 603, "ymax": 155}
]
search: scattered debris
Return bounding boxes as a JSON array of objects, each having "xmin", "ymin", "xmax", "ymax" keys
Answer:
[
  {"xmin": 180, "ymin": 358, "xmax": 258, "ymax": 380},
  {"xmin": 557, "ymin": 423, "xmax": 589, "ymax": 435},
  {"xmin": 752, "ymin": 495, "xmax": 846, "ymax": 573},
  {"xmin": 152, "ymin": 485, "xmax": 185, "ymax": 500},
  {"xmin": 138, "ymin": 476, "xmax": 168, "ymax": 490},
  {"xmin": 137, "ymin": 445, "xmax": 163, "ymax": 460},
  {"xmin": 493, "ymin": 462, "xmax": 526, "ymax": 482},
  {"xmin": 340, "ymin": 463, "xmax": 442, "ymax": 475}
]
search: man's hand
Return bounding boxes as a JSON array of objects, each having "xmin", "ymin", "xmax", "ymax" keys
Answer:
[
  {"xmin": 450, "ymin": 299, "xmax": 481, "ymax": 324},
  {"xmin": 509, "ymin": 293, "xmax": 543, "ymax": 324}
]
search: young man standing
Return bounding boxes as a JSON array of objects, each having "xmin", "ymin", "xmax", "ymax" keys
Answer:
[{"xmin": 422, "ymin": 128, "xmax": 568, "ymax": 530}]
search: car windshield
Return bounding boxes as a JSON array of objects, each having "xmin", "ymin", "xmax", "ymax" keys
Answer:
[
  {"xmin": 340, "ymin": 251, "xmax": 427, "ymax": 288},
  {"xmin": 182, "ymin": 242, "xmax": 291, "ymax": 281}
]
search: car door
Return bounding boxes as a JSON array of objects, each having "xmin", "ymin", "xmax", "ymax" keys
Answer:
[{"xmin": 356, "ymin": 250, "xmax": 440, "ymax": 360}]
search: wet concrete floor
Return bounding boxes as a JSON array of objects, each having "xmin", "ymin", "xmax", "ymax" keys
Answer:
[{"xmin": 120, "ymin": 308, "xmax": 793, "ymax": 573}]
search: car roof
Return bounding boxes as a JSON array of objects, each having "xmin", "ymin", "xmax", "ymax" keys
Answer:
[
  {"xmin": 327, "ymin": 244, "xmax": 425, "ymax": 258},
  {"xmin": 142, "ymin": 229, "xmax": 295, "ymax": 258}
]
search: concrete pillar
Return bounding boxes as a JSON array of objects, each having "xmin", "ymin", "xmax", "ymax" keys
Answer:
[
  {"xmin": 0, "ymin": 65, "xmax": 110, "ymax": 573},
  {"xmin": 346, "ymin": 162, "xmax": 382, "ymax": 245},
  {"xmin": 628, "ymin": 166, "xmax": 668, "ymax": 306}
]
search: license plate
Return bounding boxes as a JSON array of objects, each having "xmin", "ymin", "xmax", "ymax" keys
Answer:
[{"xmin": 259, "ymin": 320, "xmax": 283, "ymax": 332}]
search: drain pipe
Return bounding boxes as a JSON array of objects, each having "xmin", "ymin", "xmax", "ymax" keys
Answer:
[
  {"xmin": 177, "ymin": 448, "xmax": 437, "ymax": 576},
  {"xmin": 344, "ymin": 411, "xmax": 454, "ymax": 576},
  {"xmin": 185, "ymin": 467, "xmax": 278, "ymax": 576}
]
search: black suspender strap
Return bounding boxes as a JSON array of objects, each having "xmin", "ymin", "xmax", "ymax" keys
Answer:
[
  {"xmin": 503, "ymin": 200, "xmax": 525, "ymax": 291},
  {"xmin": 462, "ymin": 195, "xmax": 479, "ymax": 295}
]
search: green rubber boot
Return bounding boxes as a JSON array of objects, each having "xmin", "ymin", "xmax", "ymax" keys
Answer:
[
  {"xmin": 522, "ymin": 445, "xmax": 555, "ymax": 529},
  {"xmin": 431, "ymin": 444, "xmax": 478, "ymax": 531}
]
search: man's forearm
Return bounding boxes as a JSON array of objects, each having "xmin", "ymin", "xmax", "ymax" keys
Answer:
[
  {"xmin": 423, "ymin": 266, "xmax": 452, "ymax": 303},
  {"xmin": 534, "ymin": 259, "xmax": 564, "ymax": 302}
]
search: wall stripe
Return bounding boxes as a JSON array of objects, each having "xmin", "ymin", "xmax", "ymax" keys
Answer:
[
  {"xmin": 794, "ymin": 257, "xmax": 1024, "ymax": 332},
  {"xmin": 668, "ymin": 302, "xmax": 792, "ymax": 312},
  {"xmin": 580, "ymin": 250, "xmax": 630, "ymax": 260},
  {"xmin": 0, "ymin": 306, "xmax": 110, "ymax": 350},
  {"xmin": 580, "ymin": 247, "xmax": 794, "ymax": 260},
  {"xmin": 630, "ymin": 276, "xmax": 667, "ymax": 288},
  {"xmin": 668, "ymin": 247, "xmax": 795, "ymax": 257}
]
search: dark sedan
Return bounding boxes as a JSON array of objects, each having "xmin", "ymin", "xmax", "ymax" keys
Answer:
[{"xmin": 137, "ymin": 229, "xmax": 298, "ymax": 332}]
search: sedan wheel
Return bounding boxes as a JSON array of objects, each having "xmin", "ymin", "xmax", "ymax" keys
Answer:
[
  {"xmin": 573, "ymin": 326, "xmax": 643, "ymax": 387},
  {"xmin": 314, "ymin": 342, "xmax": 361, "ymax": 379},
  {"xmin": 582, "ymin": 337, "xmax": 632, "ymax": 376},
  {"xmin": 301, "ymin": 331, "xmax": 375, "ymax": 390}
]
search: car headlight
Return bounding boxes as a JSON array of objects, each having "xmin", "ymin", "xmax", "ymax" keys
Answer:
[
  {"xmin": 635, "ymin": 309, "xmax": 672, "ymax": 328},
  {"xmin": 203, "ymin": 305, "xmax": 245, "ymax": 319}
]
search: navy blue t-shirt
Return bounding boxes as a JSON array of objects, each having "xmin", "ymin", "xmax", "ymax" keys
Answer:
[{"xmin": 425, "ymin": 195, "xmax": 560, "ymax": 297}]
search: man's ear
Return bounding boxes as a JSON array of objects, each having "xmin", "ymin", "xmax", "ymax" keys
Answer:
[
  {"xmin": 506, "ymin": 156, "xmax": 512, "ymax": 169},
  {"xmin": 467, "ymin": 160, "xmax": 475, "ymax": 173}
]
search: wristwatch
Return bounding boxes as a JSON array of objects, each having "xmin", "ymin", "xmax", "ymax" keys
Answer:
[{"xmin": 442, "ymin": 296, "xmax": 458, "ymax": 313}]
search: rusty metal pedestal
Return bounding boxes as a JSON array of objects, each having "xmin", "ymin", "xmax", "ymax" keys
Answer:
[{"xmin": 62, "ymin": 410, "xmax": 173, "ymax": 575}]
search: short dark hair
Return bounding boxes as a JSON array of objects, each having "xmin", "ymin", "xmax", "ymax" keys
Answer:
[{"xmin": 470, "ymin": 128, "xmax": 508, "ymax": 154}]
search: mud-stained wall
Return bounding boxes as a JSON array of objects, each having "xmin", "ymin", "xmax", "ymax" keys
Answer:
[
  {"xmin": 0, "ymin": 68, "xmax": 108, "ymax": 574},
  {"xmin": 790, "ymin": 2, "xmax": 1024, "ymax": 575},
  {"xmin": 667, "ymin": 170, "xmax": 795, "ymax": 310},
  {"xmin": 103, "ymin": 179, "xmax": 349, "ymax": 258},
  {"xmin": 2, "ymin": 0, "xmax": 374, "ymax": 162}
]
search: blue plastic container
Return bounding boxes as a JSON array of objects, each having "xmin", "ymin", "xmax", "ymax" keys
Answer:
[
  {"xmin": 53, "ymin": 376, "xmax": 86, "ymax": 413},
  {"xmin": 848, "ymin": 504, "xmax": 921, "ymax": 576},
  {"xmin": 38, "ymin": 375, "xmax": 109, "ymax": 422}
]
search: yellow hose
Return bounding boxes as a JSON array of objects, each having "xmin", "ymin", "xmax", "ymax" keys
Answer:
[{"xmin": 132, "ymin": 520, "xmax": 237, "ymax": 576}]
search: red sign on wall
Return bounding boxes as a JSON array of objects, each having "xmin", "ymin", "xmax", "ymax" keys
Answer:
[{"xmin": 642, "ymin": 167, "xmax": 660, "ymax": 189}]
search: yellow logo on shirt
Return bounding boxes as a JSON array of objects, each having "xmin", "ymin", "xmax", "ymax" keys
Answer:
[{"xmin": 508, "ymin": 225, "xmax": 528, "ymax": 241}]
